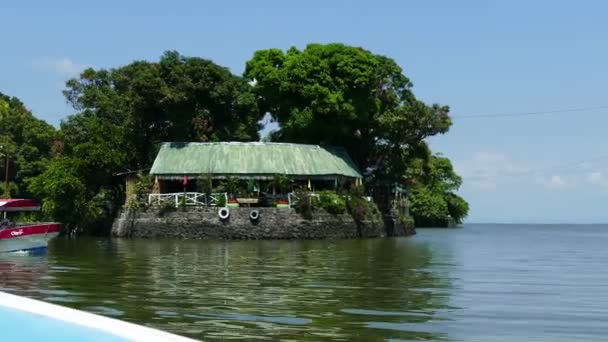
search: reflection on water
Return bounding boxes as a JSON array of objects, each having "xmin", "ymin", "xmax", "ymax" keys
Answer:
[
  {"xmin": 2, "ymin": 224, "xmax": 606, "ymax": 341},
  {"xmin": 0, "ymin": 237, "xmax": 450, "ymax": 341}
]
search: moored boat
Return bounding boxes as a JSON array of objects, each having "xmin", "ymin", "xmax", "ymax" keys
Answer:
[{"xmin": 0, "ymin": 199, "xmax": 61, "ymax": 253}]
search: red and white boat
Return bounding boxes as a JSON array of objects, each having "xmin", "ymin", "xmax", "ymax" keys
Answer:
[{"xmin": 0, "ymin": 199, "xmax": 61, "ymax": 253}]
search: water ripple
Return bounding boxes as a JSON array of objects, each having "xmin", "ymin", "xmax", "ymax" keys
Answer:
[{"xmin": 0, "ymin": 225, "xmax": 606, "ymax": 341}]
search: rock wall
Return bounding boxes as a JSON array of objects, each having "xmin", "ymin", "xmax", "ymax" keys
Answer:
[
  {"xmin": 384, "ymin": 214, "xmax": 416, "ymax": 237},
  {"xmin": 112, "ymin": 207, "xmax": 399, "ymax": 240}
]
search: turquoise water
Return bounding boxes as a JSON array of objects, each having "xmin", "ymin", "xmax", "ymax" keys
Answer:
[{"xmin": 0, "ymin": 224, "xmax": 607, "ymax": 341}]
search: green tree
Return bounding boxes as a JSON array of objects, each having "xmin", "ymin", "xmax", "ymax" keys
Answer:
[
  {"xmin": 64, "ymin": 51, "xmax": 262, "ymax": 169},
  {"xmin": 0, "ymin": 92, "xmax": 56, "ymax": 198},
  {"xmin": 407, "ymin": 154, "xmax": 469, "ymax": 225},
  {"xmin": 244, "ymin": 43, "xmax": 451, "ymax": 182},
  {"xmin": 28, "ymin": 51, "xmax": 262, "ymax": 233},
  {"xmin": 408, "ymin": 187, "xmax": 449, "ymax": 227},
  {"xmin": 445, "ymin": 192, "xmax": 469, "ymax": 224}
]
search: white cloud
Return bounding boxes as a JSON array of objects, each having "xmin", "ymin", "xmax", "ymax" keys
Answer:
[
  {"xmin": 456, "ymin": 151, "xmax": 529, "ymax": 191},
  {"xmin": 32, "ymin": 58, "xmax": 89, "ymax": 77},
  {"xmin": 587, "ymin": 171, "xmax": 608, "ymax": 188},
  {"xmin": 545, "ymin": 175, "xmax": 566, "ymax": 189}
]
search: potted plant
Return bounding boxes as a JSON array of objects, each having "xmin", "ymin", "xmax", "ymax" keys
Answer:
[
  {"xmin": 227, "ymin": 198, "xmax": 239, "ymax": 208},
  {"xmin": 276, "ymin": 198, "xmax": 290, "ymax": 209}
]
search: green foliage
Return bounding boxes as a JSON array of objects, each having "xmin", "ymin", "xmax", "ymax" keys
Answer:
[
  {"xmin": 215, "ymin": 194, "xmax": 226, "ymax": 207},
  {"xmin": 293, "ymin": 189, "xmax": 314, "ymax": 220},
  {"xmin": 445, "ymin": 192, "xmax": 469, "ymax": 224},
  {"xmin": 2, "ymin": 47, "xmax": 468, "ymax": 234},
  {"xmin": 399, "ymin": 214, "xmax": 415, "ymax": 229},
  {"xmin": 346, "ymin": 195, "xmax": 381, "ymax": 223},
  {"xmin": 245, "ymin": 43, "xmax": 451, "ymax": 182},
  {"xmin": 179, "ymin": 195, "xmax": 187, "ymax": 211},
  {"xmin": 270, "ymin": 174, "xmax": 291, "ymax": 194},
  {"xmin": 198, "ymin": 174, "xmax": 213, "ymax": 194},
  {"xmin": 64, "ymin": 51, "xmax": 261, "ymax": 168},
  {"xmin": 13, "ymin": 211, "xmax": 44, "ymax": 223},
  {"xmin": 246, "ymin": 179, "xmax": 258, "ymax": 195},
  {"xmin": 26, "ymin": 51, "xmax": 262, "ymax": 233},
  {"xmin": 224, "ymin": 176, "xmax": 240, "ymax": 198},
  {"xmin": 133, "ymin": 175, "xmax": 153, "ymax": 199},
  {"xmin": 0, "ymin": 92, "xmax": 56, "ymax": 198},
  {"xmin": 407, "ymin": 155, "xmax": 469, "ymax": 226},
  {"xmin": 27, "ymin": 157, "xmax": 92, "ymax": 232},
  {"xmin": 408, "ymin": 187, "xmax": 449, "ymax": 227},
  {"xmin": 315, "ymin": 191, "xmax": 346, "ymax": 215},
  {"xmin": 126, "ymin": 174, "xmax": 153, "ymax": 212}
]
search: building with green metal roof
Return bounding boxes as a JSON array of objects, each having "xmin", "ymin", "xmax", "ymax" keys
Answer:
[{"xmin": 150, "ymin": 142, "xmax": 362, "ymax": 181}]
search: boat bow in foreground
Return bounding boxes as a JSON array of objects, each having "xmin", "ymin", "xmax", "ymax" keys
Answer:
[{"xmin": 0, "ymin": 291, "xmax": 197, "ymax": 341}]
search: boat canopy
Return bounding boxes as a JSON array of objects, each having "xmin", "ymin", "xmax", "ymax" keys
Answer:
[{"xmin": 0, "ymin": 199, "xmax": 41, "ymax": 212}]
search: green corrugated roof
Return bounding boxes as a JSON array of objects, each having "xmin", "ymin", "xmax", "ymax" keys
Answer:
[{"xmin": 150, "ymin": 142, "xmax": 362, "ymax": 179}]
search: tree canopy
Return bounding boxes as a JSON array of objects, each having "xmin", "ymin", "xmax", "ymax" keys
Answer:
[
  {"xmin": 64, "ymin": 51, "xmax": 262, "ymax": 168},
  {"xmin": 245, "ymin": 43, "xmax": 466, "ymax": 225},
  {"xmin": 27, "ymin": 51, "xmax": 262, "ymax": 233},
  {"xmin": 244, "ymin": 43, "xmax": 451, "ymax": 183},
  {"xmin": 2, "ymin": 45, "xmax": 468, "ymax": 232},
  {"xmin": 408, "ymin": 155, "xmax": 469, "ymax": 226},
  {"xmin": 0, "ymin": 92, "xmax": 56, "ymax": 197}
]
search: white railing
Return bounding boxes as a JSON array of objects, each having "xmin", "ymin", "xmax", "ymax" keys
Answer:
[{"xmin": 147, "ymin": 192, "xmax": 227, "ymax": 208}]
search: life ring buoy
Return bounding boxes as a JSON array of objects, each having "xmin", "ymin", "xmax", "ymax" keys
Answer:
[
  {"xmin": 218, "ymin": 207, "xmax": 230, "ymax": 220},
  {"xmin": 249, "ymin": 210, "xmax": 259, "ymax": 221}
]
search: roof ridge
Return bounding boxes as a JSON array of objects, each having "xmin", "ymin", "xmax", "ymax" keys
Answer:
[{"xmin": 161, "ymin": 141, "xmax": 323, "ymax": 148}]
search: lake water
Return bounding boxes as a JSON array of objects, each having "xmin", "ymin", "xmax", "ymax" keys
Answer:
[{"xmin": 0, "ymin": 224, "xmax": 607, "ymax": 341}]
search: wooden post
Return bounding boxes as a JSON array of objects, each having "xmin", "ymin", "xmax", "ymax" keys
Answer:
[{"xmin": 3, "ymin": 153, "xmax": 8, "ymax": 198}]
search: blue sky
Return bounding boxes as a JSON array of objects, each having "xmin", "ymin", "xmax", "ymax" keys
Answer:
[{"xmin": 1, "ymin": 0, "xmax": 608, "ymax": 223}]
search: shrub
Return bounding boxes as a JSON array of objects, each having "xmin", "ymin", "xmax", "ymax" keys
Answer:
[
  {"xmin": 346, "ymin": 196, "xmax": 368, "ymax": 222},
  {"xmin": 215, "ymin": 195, "xmax": 226, "ymax": 207},
  {"xmin": 400, "ymin": 214, "xmax": 415, "ymax": 228},
  {"xmin": 126, "ymin": 174, "xmax": 153, "ymax": 212},
  {"xmin": 445, "ymin": 192, "xmax": 469, "ymax": 224},
  {"xmin": 293, "ymin": 189, "xmax": 314, "ymax": 219},
  {"xmin": 408, "ymin": 187, "xmax": 449, "ymax": 227},
  {"xmin": 315, "ymin": 191, "xmax": 346, "ymax": 215},
  {"xmin": 224, "ymin": 176, "xmax": 240, "ymax": 198},
  {"xmin": 346, "ymin": 195, "xmax": 382, "ymax": 222},
  {"xmin": 179, "ymin": 196, "xmax": 187, "ymax": 211}
]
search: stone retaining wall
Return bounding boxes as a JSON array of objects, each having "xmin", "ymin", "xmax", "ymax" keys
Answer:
[{"xmin": 112, "ymin": 207, "xmax": 413, "ymax": 239}]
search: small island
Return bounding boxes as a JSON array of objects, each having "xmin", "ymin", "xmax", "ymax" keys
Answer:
[{"xmin": 1, "ymin": 43, "xmax": 468, "ymax": 237}]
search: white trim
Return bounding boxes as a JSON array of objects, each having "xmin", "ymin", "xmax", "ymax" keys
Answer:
[{"xmin": 0, "ymin": 291, "xmax": 197, "ymax": 341}]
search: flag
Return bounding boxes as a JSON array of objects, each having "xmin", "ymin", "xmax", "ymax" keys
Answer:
[{"xmin": 182, "ymin": 176, "xmax": 188, "ymax": 186}]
